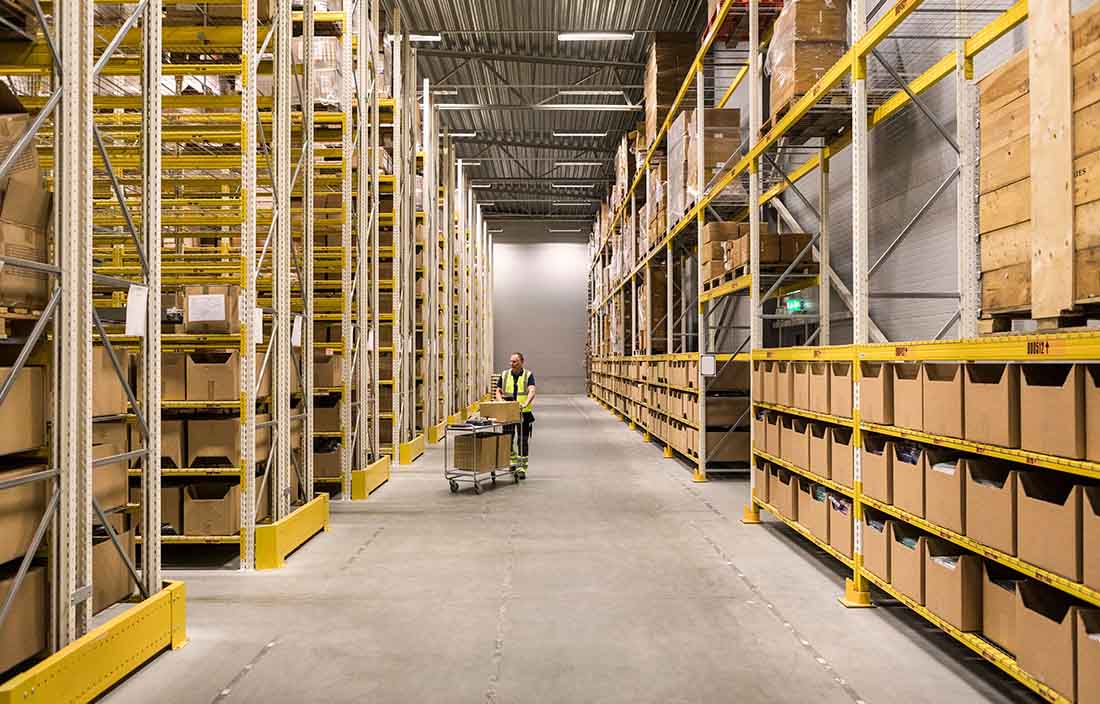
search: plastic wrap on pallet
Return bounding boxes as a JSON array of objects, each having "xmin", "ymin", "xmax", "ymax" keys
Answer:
[
  {"xmin": 666, "ymin": 111, "xmax": 689, "ymax": 233},
  {"xmin": 764, "ymin": 0, "xmax": 848, "ymax": 114},
  {"xmin": 288, "ymin": 36, "xmax": 341, "ymax": 107}
]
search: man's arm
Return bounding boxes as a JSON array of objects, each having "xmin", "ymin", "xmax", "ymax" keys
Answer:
[{"xmin": 526, "ymin": 384, "xmax": 536, "ymax": 407}]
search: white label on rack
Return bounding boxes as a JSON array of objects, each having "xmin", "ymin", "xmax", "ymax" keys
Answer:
[
  {"xmin": 291, "ymin": 314, "xmax": 303, "ymax": 347},
  {"xmin": 365, "ymin": 329, "xmax": 375, "ymax": 352},
  {"xmin": 700, "ymin": 353, "xmax": 716, "ymax": 377},
  {"xmin": 254, "ymin": 308, "xmax": 264, "ymax": 344},
  {"xmin": 187, "ymin": 293, "xmax": 225, "ymax": 323},
  {"xmin": 125, "ymin": 284, "xmax": 148, "ymax": 337}
]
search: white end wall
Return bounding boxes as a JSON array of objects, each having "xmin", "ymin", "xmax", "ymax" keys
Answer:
[{"xmin": 493, "ymin": 241, "xmax": 588, "ymax": 394}]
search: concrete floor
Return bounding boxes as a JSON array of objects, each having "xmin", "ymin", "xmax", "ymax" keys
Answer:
[{"xmin": 104, "ymin": 395, "xmax": 1035, "ymax": 703}]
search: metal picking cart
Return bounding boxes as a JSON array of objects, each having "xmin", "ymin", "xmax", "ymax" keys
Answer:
[{"xmin": 444, "ymin": 420, "xmax": 520, "ymax": 494}]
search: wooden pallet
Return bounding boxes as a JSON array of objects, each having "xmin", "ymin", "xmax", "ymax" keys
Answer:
[
  {"xmin": 0, "ymin": 306, "xmax": 44, "ymax": 340},
  {"xmin": 703, "ymin": 270, "xmax": 738, "ymax": 292},
  {"xmin": 761, "ymin": 90, "xmax": 851, "ymax": 145},
  {"xmin": 980, "ymin": 303, "xmax": 1100, "ymax": 335}
]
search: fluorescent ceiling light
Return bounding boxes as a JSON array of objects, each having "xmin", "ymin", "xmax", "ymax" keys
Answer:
[
  {"xmin": 552, "ymin": 183, "xmax": 594, "ymax": 188},
  {"xmin": 448, "ymin": 132, "xmax": 476, "ymax": 138},
  {"xmin": 552, "ymin": 131, "xmax": 608, "ymax": 138},
  {"xmin": 480, "ymin": 202, "xmax": 495, "ymax": 206},
  {"xmin": 433, "ymin": 89, "xmax": 459, "ymax": 96},
  {"xmin": 471, "ymin": 183, "xmax": 492, "ymax": 188},
  {"xmin": 553, "ymin": 202, "xmax": 590, "ymax": 206},
  {"xmin": 549, "ymin": 228, "xmax": 582, "ymax": 233},
  {"xmin": 488, "ymin": 228, "xmax": 503, "ymax": 233},
  {"xmin": 409, "ymin": 34, "xmax": 442, "ymax": 42},
  {"xmin": 462, "ymin": 161, "xmax": 481, "ymax": 166},
  {"xmin": 555, "ymin": 161, "xmax": 602, "ymax": 167},
  {"xmin": 559, "ymin": 90, "xmax": 623, "ymax": 96},
  {"xmin": 558, "ymin": 32, "xmax": 635, "ymax": 42}
]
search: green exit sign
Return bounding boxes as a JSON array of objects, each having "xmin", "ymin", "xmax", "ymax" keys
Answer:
[{"xmin": 785, "ymin": 298, "xmax": 805, "ymax": 313}]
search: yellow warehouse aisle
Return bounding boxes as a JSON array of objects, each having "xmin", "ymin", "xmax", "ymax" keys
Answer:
[{"xmin": 102, "ymin": 396, "xmax": 1028, "ymax": 703}]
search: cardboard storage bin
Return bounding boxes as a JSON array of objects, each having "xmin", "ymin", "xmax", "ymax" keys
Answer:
[
  {"xmin": 0, "ymin": 564, "xmax": 46, "ymax": 674},
  {"xmin": 860, "ymin": 362, "xmax": 893, "ymax": 425},
  {"xmin": 807, "ymin": 423, "xmax": 831, "ymax": 479},
  {"xmin": 185, "ymin": 351, "xmax": 270, "ymax": 402},
  {"xmin": 1016, "ymin": 580, "xmax": 1078, "ymax": 701},
  {"xmin": 753, "ymin": 408, "xmax": 767, "ymax": 451},
  {"xmin": 860, "ymin": 435, "xmax": 893, "ymax": 504},
  {"xmin": 829, "ymin": 362, "xmax": 852, "ymax": 417},
  {"xmin": 924, "ymin": 451, "xmax": 964, "ymax": 535},
  {"xmin": 0, "ymin": 463, "xmax": 48, "ymax": 566},
  {"xmin": 762, "ymin": 360, "xmax": 778, "ymax": 404},
  {"xmin": 756, "ymin": 361, "xmax": 775, "ymax": 403},
  {"xmin": 923, "ymin": 363, "xmax": 963, "ymax": 438},
  {"xmin": 92, "ymin": 347, "xmax": 130, "ymax": 418},
  {"xmin": 982, "ymin": 562, "xmax": 1021, "ymax": 655},
  {"xmin": 790, "ymin": 361, "xmax": 810, "ymax": 410},
  {"xmin": 752, "ymin": 459, "xmax": 769, "ymax": 503},
  {"xmin": 808, "ymin": 361, "xmax": 830, "ymax": 414},
  {"xmin": 92, "ymin": 442, "xmax": 128, "ymax": 511},
  {"xmin": 765, "ymin": 411, "xmax": 782, "ymax": 457},
  {"xmin": 828, "ymin": 494, "xmax": 853, "ymax": 558},
  {"xmin": 780, "ymin": 415, "xmax": 809, "ymax": 468},
  {"xmin": 314, "ymin": 400, "xmax": 341, "ymax": 433},
  {"xmin": 1086, "ymin": 486, "xmax": 1100, "ymax": 593},
  {"xmin": 890, "ymin": 523, "xmax": 926, "ymax": 605},
  {"xmin": 861, "ymin": 511, "xmax": 891, "ymax": 582},
  {"xmin": 796, "ymin": 478, "xmax": 829, "ymax": 542},
  {"xmin": 0, "ymin": 366, "xmax": 44, "ymax": 455},
  {"xmin": 314, "ymin": 355, "xmax": 342, "ymax": 388},
  {"xmin": 1088, "ymin": 364, "xmax": 1100, "ymax": 462},
  {"xmin": 770, "ymin": 466, "xmax": 798, "ymax": 521},
  {"xmin": 162, "ymin": 353, "xmax": 186, "ymax": 401},
  {"xmin": 775, "ymin": 361, "xmax": 793, "ymax": 407},
  {"xmin": 964, "ymin": 363, "xmax": 1019, "ymax": 447},
  {"xmin": 707, "ymin": 396, "xmax": 750, "ymax": 426},
  {"xmin": 1020, "ymin": 364, "xmax": 1085, "ymax": 459},
  {"xmin": 161, "ymin": 420, "xmax": 184, "ymax": 469},
  {"xmin": 891, "ymin": 442, "xmax": 925, "ymax": 518},
  {"xmin": 965, "ymin": 459, "xmax": 1017, "ymax": 555},
  {"xmin": 129, "ymin": 485, "xmax": 183, "ymax": 536},
  {"xmin": 183, "ymin": 482, "xmax": 241, "ymax": 536},
  {"xmin": 92, "ymin": 520, "xmax": 135, "ymax": 614},
  {"xmin": 1017, "ymin": 473, "xmax": 1083, "ymax": 581},
  {"xmin": 924, "ymin": 539, "xmax": 981, "ymax": 632},
  {"xmin": 1078, "ymin": 610, "xmax": 1100, "ymax": 704},
  {"xmin": 892, "ymin": 362, "xmax": 923, "ymax": 431},
  {"xmin": 187, "ymin": 413, "xmax": 272, "ymax": 468},
  {"xmin": 183, "ymin": 284, "xmax": 240, "ymax": 334},
  {"xmin": 830, "ymin": 426, "xmax": 853, "ymax": 488},
  {"xmin": 313, "ymin": 448, "xmax": 341, "ymax": 478}
]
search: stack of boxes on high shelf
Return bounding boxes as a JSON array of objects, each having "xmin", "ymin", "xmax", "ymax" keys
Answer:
[
  {"xmin": 700, "ymin": 222, "xmax": 812, "ymax": 285},
  {"xmin": 764, "ymin": 0, "xmax": 848, "ymax": 131},
  {"xmin": 0, "ymin": 89, "xmax": 137, "ymax": 673},
  {"xmin": 753, "ymin": 354, "xmax": 1100, "ymax": 701}
]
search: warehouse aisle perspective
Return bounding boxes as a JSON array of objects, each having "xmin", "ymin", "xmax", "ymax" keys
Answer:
[{"xmin": 104, "ymin": 396, "xmax": 1030, "ymax": 704}]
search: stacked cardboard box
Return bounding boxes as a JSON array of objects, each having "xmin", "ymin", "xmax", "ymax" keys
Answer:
[
  {"xmin": 644, "ymin": 33, "xmax": 697, "ymax": 149},
  {"xmin": 977, "ymin": 4, "xmax": 1100, "ymax": 315},
  {"xmin": 765, "ymin": 0, "xmax": 848, "ymax": 123}
]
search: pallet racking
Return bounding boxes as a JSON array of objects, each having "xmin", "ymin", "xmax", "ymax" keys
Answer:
[{"xmin": 588, "ymin": 1, "xmax": 1100, "ymax": 701}]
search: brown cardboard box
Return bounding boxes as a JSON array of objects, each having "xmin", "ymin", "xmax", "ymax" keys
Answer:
[
  {"xmin": 892, "ymin": 363, "xmax": 923, "ymax": 431},
  {"xmin": 92, "ymin": 442, "xmax": 128, "ymax": 511},
  {"xmin": 859, "ymin": 362, "xmax": 893, "ymax": 425},
  {"xmin": 790, "ymin": 361, "xmax": 810, "ymax": 410},
  {"xmin": 830, "ymin": 426, "xmax": 853, "ymax": 488},
  {"xmin": 890, "ymin": 523, "xmax": 926, "ymax": 605},
  {"xmin": 0, "ymin": 464, "xmax": 48, "ymax": 565},
  {"xmin": 706, "ymin": 396, "xmax": 750, "ymax": 426},
  {"xmin": 453, "ymin": 433, "xmax": 497, "ymax": 471},
  {"xmin": 129, "ymin": 484, "xmax": 183, "ymax": 535},
  {"xmin": 706, "ymin": 430, "xmax": 749, "ymax": 461},
  {"xmin": 162, "ymin": 420, "xmax": 184, "ymax": 469},
  {"xmin": 183, "ymin": 482, "xmax": 242, "ymax": 536},
  {"xmin": 1021, "ymin": 364, "xmax": 1085, "ymax": 458},
  {"xmin": 924, "ymin": 539, "xmax": 981, "ymax": 632},
  {"xmin": 92, "ymin": 524, "xmax": 135, "ymax": 614},
  {"xmin": 924, "ymin": 452, "xmax": 964, "ymax": 535},
  {"xmin": 314, "ymin": 448, "xmax": 342, "ymax": 478},
  {"xmin": 1088, "ymin": 365, "xmax": 1100, "ymax": 462},
  {"xmin": 965, "ymin": 459, "xmax": 1017, "ymax": 555},
  {"xmin": 481, "ymin": 401, "xmax": 522, "ymax": 424},
  {"xmin": 752, "ymin": 361, "xmax": 766, "ymax": 401},
  {"xmin": 187, "ymin": 413, "xmax": 271, "ymax": 468},
  {"xmin": 923, "ymin": 363, "xmax": 964, "ymax": 439},
  {"xmin": 779, "ymin": 233, "xmax": 813, "ymax": 263},
  {"xmin": 1086, "ymin": 486, "xmax": 1100, "ymax": 593},
  {"xmin": 964, "ymin": 363, "xmax": 1020, "ymax": 447},
  {"xmin": 710, "ymin": 359, "xmax": 750, "ymax": 392},
  {"xmin": 93, "ymin": 421, "xmax": 127, "ymax": 449},
  {"xmin": 829, "ymin": 362, "xmax": 852, "ymax": 417},
  {"xmin": 186, "ymin": 352, "xmax": 271, "ymax": 402},
  {"xmin": 752, "ymin": 408, "xmax": 767, "ymax": 451},
  {"xmin": 807, "ymin": 423, "xmax": 831, "ymax": 479},
  {"xmin": 765, "ymin": 411, "xmax": 782, "ymax": 457},
  {"xmin": 775, "ymin": 361, "xmax": 793, "ymax": 407},
  {"xmin": 797, "ymin": 478, "xmax": 829, "ymax": 542},
  {"xmin": 1018, "ymin": 473, "xmax": 1083, "ymax": 581},
  {"xmin": 860, "ymin": 435, "xmax": 893, "ymax": 504},
  {"xmin": 163, "ymin": 353, "xmax": 187, "ymax": 401},
  {"xmin": 183, "ymin": 285, "xmax": 241, "ymax": 334},
  {"xmin": 808, "ymin": 361, "xmax": 830, "ymax": 414},
  {"xmin": 495, "ymin": 433, "xmax": 512, "ymax": 468},
  {"xmin": 761, "ymin": 360, "xmax": 778, "ymax": 403},
  {"xmin": 314, "ymin": 356, "xmax": 342, "ymax": 388},
  {"xmin": 771, "ymin": 467, "xmax": 798, "ymax": 521},
  {"xmin": 780, "ymin": 415, "xmax": 809, "ymax": 468},
  {"xmin": 982, "ymin": 562, "xmax": 1021, "ymax": 654},
  {"xmin": 1078, "ymin": 610, "xmax": 1100, "ymax": 704},
  {"xmin": 862, "ymin": 512, "xmax": 891, "ymax": 582},
  {"xmin": 828, "ymin": 494, "xmax": 853, "ymax": 558},
  {"xmin": 752, "ymin": 460, "xmax": 769, "ymax": 503},
  {"xmin": 1016, "ymin": 581, "xmax": 1078, "ymax": 701},
  {"xmin": 0, "ymin": 222, "xmax": 48, "ymax": 307},
  {"xmin": 891, "ymin": 443, "xmax": 924, "ymax": 517},
  {"xmin": 93, "ymin": 346, "xmax": 130, "ymax": 417},
  {"xmin": 0, "ymin": 564, "xmax": 46, "ymax": 674},
  {"xmin": 314, "ymin": 400, "xmax": 341, "ymax": 433}
]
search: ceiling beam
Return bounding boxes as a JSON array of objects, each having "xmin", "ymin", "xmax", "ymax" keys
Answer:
[
  {"xmin": 418, "ymin": 48, "xmax": 644, "ymax": 70},
  {"xmin": 455, "ymin": 137, "xmax": 616, "ymax": 154}
]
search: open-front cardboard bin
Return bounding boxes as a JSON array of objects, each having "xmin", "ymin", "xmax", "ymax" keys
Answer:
[
  {"xmin": 790, "ymin": 361, "xmax": 810, "ymax": 410},
  {"xmin": 1020, "ymin": 363, "xmax": 1085, "ymax": 459},
  {"xmin": 923, "ymin": 363, "xmax": 964, "ymax": 438},
  {"xmin": 780, "ymin": 415, "xmax": 809, "ymax": 468},
  {"xmin": 1017, "ymin": 473, "xmax": 1083, "ymax": 581},
  {"xmin": 829, "ymin": 362, "xmax": 852, "ymax": 418},
  {"xmin": 796, "ymin": 478, "xmax": 829, "ymax": 542},
  {"xmin": 964, "ymin": 363, "xmax": 1019, "ymax": 448},
  {"xmin": 861, "ymin": 511, "xmax": 891, "ymax": 582},
  {"xmin": 807, "ymin": 423, "xmax": 831, "ymax": 479},
  {"xmin": 859, "ymin": 362, "xmax": 894, "ymax": 425},
  {"xmin": 828, "ymin": 493, "xmax": 852, "ymax": 558},
  {"xmin": 860, "ymin": 435, "xmax": 893, "ymax": 504},
  {"xmin": 892, "ymin": 362, "xmax": 923, "ymax": 431},
  {"xmin": 830, "ymin": 426, "xmax": 853, "ymax": 488},
  {"xmin": 965, "ymin": 459, "xmax": 1017, "ymax": 556},
  {"xmin": 891, "ymin": 442, "xmax": 924, "ymax": 518},
  {"xmin": 808, "ymin": 361, "xmax": 830, "ymax": 414},
  {"xmin": 924, "ymin": 451, "xmax": 964, "ymax": 535},
  {"xmin": 890, "ymin": 523, "xmax": 927, "ymax": 605},
  {"xmin": 982, "ymin": 562, "xmax": 1020, "ymax": 655},
  {"xmin": 924, "ymin": 538, "xmax": 981, "ymax": 632},
  {"xmin": 1015, "ymin": 580, "xmax": 1078, "ymax": 701}
]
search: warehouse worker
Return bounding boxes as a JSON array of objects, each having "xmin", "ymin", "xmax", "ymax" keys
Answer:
[{"xmin": 496, "ymin": 352, "xmax": 536, "ymax": 478}]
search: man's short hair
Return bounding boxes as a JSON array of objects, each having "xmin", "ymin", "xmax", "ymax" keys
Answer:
[{"xmin": 511, "ymin": 352, "xmax": 525, "ymax": 362}]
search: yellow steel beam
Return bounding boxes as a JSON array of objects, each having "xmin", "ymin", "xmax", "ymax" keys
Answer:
[{"xmin": 255, "ymin": 494, "xmax": 330, "ymax": 570}]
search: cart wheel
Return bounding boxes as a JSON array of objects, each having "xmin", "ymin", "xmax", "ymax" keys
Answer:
[
  {"xmin": 491, "ymin": 476, "xmax": 497, "ymax": 485},
  {"xmin": 449, "ymin": 480, "xmax": 459, "ymax": 493},
  {"xmin": 473, "ymin": 482, "xmax": 482, "ymax": 495},
  {"xmin": 516, "ymin": 469, "xmax": 526, "ymax": 481}
]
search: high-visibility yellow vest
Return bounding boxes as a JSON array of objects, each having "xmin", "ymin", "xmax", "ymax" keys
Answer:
[{"xmin": 501, "ymin": 369, "xmax": 533, "ymax": 412}]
